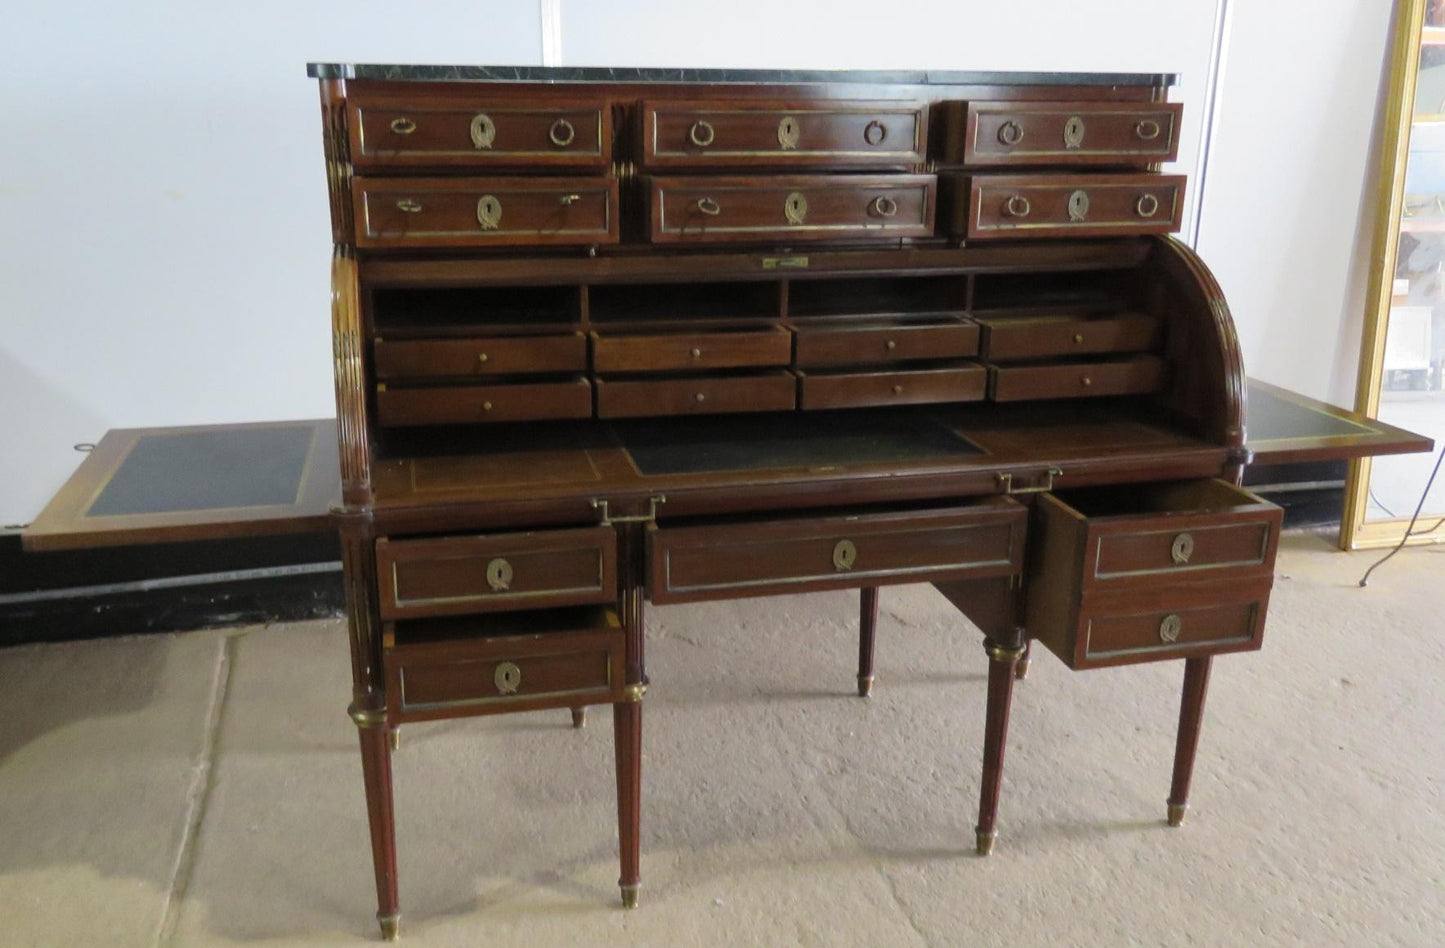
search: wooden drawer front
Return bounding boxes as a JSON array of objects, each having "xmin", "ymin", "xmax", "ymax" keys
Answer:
[
  {"xmin": 977, "ymin": 313, "xmax": 1158, "ymax": 362},
  {"xmin": 648, "ymin": 175, "xmax": 936, "ymax": 244},
  {"xmin": 648, "ymin": 499, "xmax": 1025, "ymax": 604},
  {"xmin": 377, "ymin": 526, "xmax": 617, "ymax": 620},
  {"xmin": 386, "ymin": 625, "xmax": 625, "ymax": 723},
  {"xmin": 355, "ymin": 177, "xmax": 618, "ymax": 248},
  {"xmin": 793, "ymin": 321, "xmax": 980, "ymax": 367},
  {"xmin": 376, "ymin": 378, "xmax": 592, "ymax": 426},
  {"xmin": 988, "ymin": 355, "xmax": 1165, "ymax": 402},
  {"xmin": 374, "ymin": 334, "xmax": 587, "ymax": 381},
  {"xmin": 641, "ymin": 100, "xmax": 927, "ymax": 169},
  {"xmin": 1070, "ymin": 581, "xmax": 1272, "ymax": 669},
  {"xmin": 957, "ymin": 173, "xmax": 1184, "ymax": 240},
  {"xmin": 798, "ymin": 366, "xmax": 988, "ymax": 410},
  {"xmin": 351, "ymin": 99, "xmax": 610, "ymax": 170},
  {"xmin": 595, "ymin": 373, "xmax": 796, "ymax": 419},
  {"xmin": 592, "ymin": 329, "xmax": 791, "ymax": 374},
  {"xmin": 955, "ymin": 101, "xmax": 1183, "ymax": 168}
]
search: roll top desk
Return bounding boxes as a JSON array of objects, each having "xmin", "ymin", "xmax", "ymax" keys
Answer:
[{"xmin": 307, "ymin": 63, "xmax": 1427, "ymax": 941}]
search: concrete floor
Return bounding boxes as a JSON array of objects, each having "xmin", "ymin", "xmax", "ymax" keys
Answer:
[{"xmin": 2, "ymin": 533, "xmax": 1442, "ymax": 947}]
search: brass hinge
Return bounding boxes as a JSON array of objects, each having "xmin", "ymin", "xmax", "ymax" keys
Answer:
[
  {"xmin": 996, "ymin": 467, "xmax": 1062, "ymax": 495},
  {"xmin": 591, "ymin": 494, "xmax": 666, "ymax": 525}
]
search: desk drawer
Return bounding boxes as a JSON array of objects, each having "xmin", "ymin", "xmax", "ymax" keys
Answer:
[
  {"xmin": 374, "ymin": 334, "xmax": 587, "ymax": 380},
  {"xmin": 648, "ymin": 498, "xmax": 1025, "ymax": 604},
  {"xmin": 377, "ymin": 525, "xmax": 617, "ymax": 620},
  {"xmin": 976, "ymin": 313, "xmax": 1159, "ymax": 362},
  {"xmin": 384, "ymin": 610, "xmax": 625, "ymax": 722},
  {"xmin": 595, "ymin": 372, "xmax": 796, "ymax": 419},
  {"xmin": 350, "ymin": 98, "xmax": 610, "ymax": 170},
  {"xmin": 376, "ymin": 378, "xmax": 592, "ymax": 426},
  {"xmin": 948, "ymin": 101, "xmax": 1183, "ymax": 168},
  {"xmin": 797, "ymin": 365, "xmax": 988, "ymax": 410},
  {"xmin": 987, "ymin": 355, "xmax": 1165, "ymax": 402},
  {"xmin": 1026, "ymin": 479, "xmax": 1282, "ymax": 669},
  {"xmin": 793, "ymin": 320, "xmax": 980, "ymax": 367},
  {"xmin": 591, "ymin": 328, "xmax": 791, "ymax": 373},
  {"xmin": 949, "ymin": 173, "xmax": 1184, "ymax": 240},
  {"xmin": 641, "ymin": 100, "xmax": 927, "ymax": 170},
  {"xmin": 355, "ymin": 176, "xmax": 618, "ymax": 248},
  {"xmin": 647, "ymin": 174, "xmax": 935, "ymax": 244}
]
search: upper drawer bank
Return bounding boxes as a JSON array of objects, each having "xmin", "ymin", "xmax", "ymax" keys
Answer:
[
  {"xmin": 945, "ymin": 173, "xmax": 1184, "ymax": 241},
  {"xmin": 354, "ymin": 176, "xmax": 619, "ymax": 248},
  {"xmin": 647, "ymin": 174, "xmax": 936, "ymax": 244},
  {"xmin": 943, "ymin": 101, "xmax": 1182, "ymax": 168},
  {"xmin": 348, "ymin": 95, "xmax": 611, "ymax": 170},
  {"xmin": 640, "ymin": 100, "xmax": 928, "ymax": 170}
]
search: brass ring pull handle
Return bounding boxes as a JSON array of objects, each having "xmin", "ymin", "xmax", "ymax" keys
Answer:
[
  {"xmin": 476, "ymin": 195, "xmax": 503, "ymax": 230},
  {"xmin": 1159, "ymin": 614, "xmax": 1183, "ymax": 644},
  {"xmin": 494, "ymin": 661, "xmax": 522, "ymax": 695},
  {"xmin": 689, "ymin": 119, "xmax": 716, "ymax": 147},
  {"xmin": 1135, "ymin": 119, "xmax": 1162, "ymax": 140},
  {"xmin": 863, "ymin": 120, "xmax": 888, "ymax": 145},
  {"xmin": 549, "ymin": 118, "xmax": 576, "ymax": 147},
  {"xmin": 394, "ymin": 199, "xmax": 423, "ymax": 213},
  {"xmin": 997, "ymin": 120, "xmax": 1024, "ymax": 146},
  {"xmin": 485, "ymin": 557, "xmax": 514, "ymax": 591},
  {"xmin": 470, "ymin": 113, "xmax": 496, "ymax": 149},
  {"xmin": 389, "ymin": 117, "xmax": 417, "ymax": 135},
  {"xmin": 1004, "ymin": 195, "xmax": 1031, "ymax": 218},
  {"xmin": 1136, "ymin": 193, "xmax": 1161, "ymax": 219},
  {"xmin": 1170, "ymin": 532, "xmax": 1194, "ymax": 564},
  {"xmin": 832, "ymin": 539, "xmax": 858, "ymax": 572},
  {"xmin": 870, "ymin": 195, "xmax": 899, "ymax": 218},
  {"xmin": 696, "ymin": 197, "xmax": 721, "ymax": 216},
  {"xmin": 559, "ymin": 193, "xmax": 581, "ymax": 206}
]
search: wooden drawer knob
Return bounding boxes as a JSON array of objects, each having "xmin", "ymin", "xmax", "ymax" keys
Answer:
[
  {"xmin": 1159, "ymin": 614, "xmax": 1182, "ymax": 644},
  {"xmin": 885, "ymin": 339, "xmax": 897, "ymax": 350},
  {"xmin": 694, "ymin": 391, "xmax": 707, "ymax": 404},
  {"xmin": 477, "ymin": 352, "xmax": 490, "ymax": 363},
  {"xmin": 1080, "ymin": 376, "xmax": 1092, "ymax": 388},
  {"xmin": 494, "ymin": 661, "xmax": 522, "ymax": 695},
  {"xmin": 486, "ymin": 557, "xmax": 513, "ymax": 591}
]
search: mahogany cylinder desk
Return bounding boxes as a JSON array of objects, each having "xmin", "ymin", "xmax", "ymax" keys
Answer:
[{"xmin": 305, "ymin": 62, "xmax": 1426, "ymax": 941}]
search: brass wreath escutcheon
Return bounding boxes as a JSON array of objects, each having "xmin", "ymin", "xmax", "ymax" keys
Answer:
[
  {"xmin": 494, "ymin": 661, "xmax": 522, "ymax": 695},
  {"xmin": 1063, "ymin": 115, "xmax": 1086, "ymax": 149},
  {"xmin": 784, "ymin": 191, "xmax": 808, "ymax": 226},
  {"xmin": 689, "ymin": 119, "xmax": 715, "ymax": 147},
  {"xmin": 1171, "ymin": 532, "xmax": 1194, "ymax": 564},
  {"xmin": 832, "ymin": 539, "xmax": 858, "ymax": 572},
  {"xmin": 777, "ymin": 115, "xmax": 800, "ymax": 150},
  {"xmin": 470, "ymin": 112, "xmax": 496, "ymax": 149},
  {"xmin": 997, "ymin": 120, "xmax": 1024, "ymax": 146},
  {"xmin": 549, "ymin": 118, "xmax": 576, "ymax": 147},
  {"xmin": 485, "ymin": 556, "xmax": 514, "ymax": 591},
  {"xmin": 1067, "ymin": 189, "xmax": 1090, "ymax": 222},
  {"xmin": 476, "ymin": 195, "xmax": 503, "ymax": 230},
  {"xmin": 1159, "ymin": 614, "xmax": 1183, "ymax": 644}
]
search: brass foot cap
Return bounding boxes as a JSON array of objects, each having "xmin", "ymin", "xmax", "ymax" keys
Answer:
[
  {"xmin": 571, "ymin": 707, "xmax": 587, "ymax": 729},
  {"xmin": 1167, "ymin": 803, "xmax": 1188, "ymax": 828},
  {"xmin": 377, "ymin": 912, "xmax": 401, "ymax": 941},
  {"xmin": 1014, "ymin": 660, "xmax": 1030, "ymax": 681},
  {"xmin": 620, "ymin": 884, "xmax": 640, "ymax": 910},
  {"xmin": 389, "ymin": 729, "xmax": 400, "ymax": 752},
  {"xmin": 975, "ymin": 828, "xmax": 996, "ymax": 857},
  {"xmin": 857, "ymin": 675, "xmax": 874, "ymax": 698}
]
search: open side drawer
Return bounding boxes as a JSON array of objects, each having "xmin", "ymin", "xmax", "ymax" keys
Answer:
[
  {"xmin": 647, "ymin": 497, "xmax": 1025, "ymax": 604},
  {"xmin": 383, "ymin": 607, "xmax": 625, "ymax": 723},
  {"xmin": 1026, "ymin": 479, "xmax": 1282, "ymax": 669},
  {"xmin": 377, "ymin": 525, "xmax": 617, "ymax": 620}
]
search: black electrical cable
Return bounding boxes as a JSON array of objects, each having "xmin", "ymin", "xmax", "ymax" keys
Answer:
[{"xmin": 1359, "ymin": 443, "xmax": 1445, "ymax": 587}]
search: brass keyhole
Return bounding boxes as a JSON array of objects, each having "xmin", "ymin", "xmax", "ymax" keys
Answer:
[
  {"xmin": 778, "ymin": 115, "xmax": 800, "ymax": 150},
  {"xmin": 1159, "ymin": 614, "xmax": 1182, "ymax": 644},
  {"xmin": 1171, "ymin": 533, "xmax": 1195, "ymax": 565},
  {"xmin": 486, "ymin": 557, "xmax": 514, "ymax": 591},
  {"xmin": 476, "ymin": 195, "xmax": 503, "ymax": 230},
  {"xmin": 1063, "ymin": 115, "xmax": 1086, "ymax": 149},
  {"xmin": 833, "ymin": 539, "xmax": 858, "ymax": 572},
  {"xmin": 1067, "ymin": 189, "xmax": 1090, "ymax": 222},
  {"xmin": 784, "ymin": 191, "xmax": 809, "ymax": 226},
  {"xmin": 470, "ymin": 113, "xmax": 496, "ymax": 149},
  {"xmin": 494, "ymin": 661, "xmax": 522, "ymax": 695}
]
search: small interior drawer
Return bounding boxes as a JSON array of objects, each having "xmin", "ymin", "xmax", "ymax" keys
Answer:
[
  {"xmin": 377, "ymin": 525, "xmax": 617, "ymax": 620},
  {"xmin": 591, "ymin": 327, "xmax": 791, "ymax": 374},
  {"xmin": 1070, "ymin": 581, "xmax": 1271, "ymax": 668},
  {"xmin": 797, "ymin": 364, "xmax": 988, "ymax": 410},
  {"xmin": 947, "ymin": 173, "xmax": 1184, "ymax": 241},
  {"xmin": 383, "ymin": 607, "xmax": 625, "ymax": 722},
  {"xmin": 350, "ymin": 97, "xmax": 611, "ymax": 170},
  {"xmin": 375, "ymin": 378, "xmax": 593, "ymax": 426},
  {"xmin": 354, "ymin": 176, "xmax": 619, "ymax": 248},
  {"xmin": 946, "ymin": 101, "xmax": 1183, "ymax": 168},
  {"xmin": 595, "ymin": 372, "xmax": 796, "ymax": 419},
  {"xmin": 374, "ymin": 334, "xmax": 587, "ymax": 380},
  {"xmin": 648, "ymin": 498, "xmax": 1025, "ymax": 604},
  {"xmin": 976, "ymin": 312, "xmax": 1159, "ymax": 362},
  {"xmin": 793, "ymin": 319, "xmax": 980, "ymax": 367},
  {"xmin": 987, "ymin": 355, "xmax": 1166, "ymax": 402}
]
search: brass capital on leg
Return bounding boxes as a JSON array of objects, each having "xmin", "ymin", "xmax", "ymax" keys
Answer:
[
  {"xmin": 348, "ymin": 702, "xmax": 387, "ymax": 729},
  {"xmin": 983, "ymin": 639, "xmax": 1027, "ymax": 665},
  {"xmin": 377, "ymin": 911, "xmax": 400, "ymax": 941}
]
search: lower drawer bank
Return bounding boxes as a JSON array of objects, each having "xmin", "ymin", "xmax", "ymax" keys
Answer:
[
  {"xmin": 1026, "ymin": 479, "xmax": 1283, "ymax": 670},
  {"xmin": 383, "ymin": 607, "xmax": 626, "ymax": 723}
]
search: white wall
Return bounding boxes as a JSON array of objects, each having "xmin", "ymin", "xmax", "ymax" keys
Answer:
[{"xmin": 0, "ymin": 0, "xmax": 1392, "ymax": 525}]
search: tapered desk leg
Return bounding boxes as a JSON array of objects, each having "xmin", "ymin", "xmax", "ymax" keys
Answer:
[
  {"xmin": 351, "ymin": 705, "xmax": 400, "ymax": 940},
  {"xmin": 975, "ymin": 638, "xmax": 1025, "ymax": 856},
  {"xmin": 614, "ymin": 699, "xmax": 642, "ymax": 908},
  {"xmin": 1167, "ymin": 656, "xmax": 1212, "ymax": 827},
  {"xmin": 1014, "ymin": 642, "xmax": 1031, "ymax": 680},
  {"xmin": 857, "ymin": 587, "xmax": 879, "ymax": 697}
]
